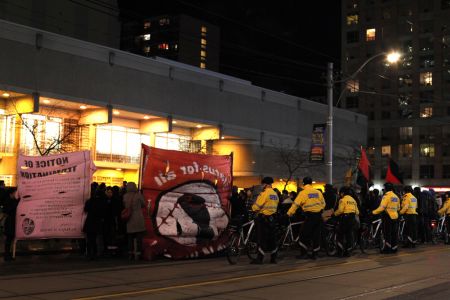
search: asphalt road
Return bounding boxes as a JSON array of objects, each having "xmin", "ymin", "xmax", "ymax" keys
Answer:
[{"xmin": 1, "ymin": 245, "xmax": 450, "ymax": 299}]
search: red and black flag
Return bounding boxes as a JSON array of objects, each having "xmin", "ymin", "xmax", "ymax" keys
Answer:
[
  {"xmin": 385, "ymin": 157, "xmax": 403, "ymax": 184},
  {"xmin": 356, "ymin": 146, "xmax": 372, "ymax": 187}
]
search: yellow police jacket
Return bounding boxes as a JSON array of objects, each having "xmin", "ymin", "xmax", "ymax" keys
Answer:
[
  {"xmin": 287, "ymin": 184, "xmax": 325, "ymax": 216},
  {"xmin": 400, "ymin": 193, "xmax": 418, "ymax": 215},
  {"xmin": 438, "ymin": 199, "xmax": 450, "ymax": 216},
  {"xmin": 373, "ymin": 191, "xmax": 400, "ymax": 219},
  {"xmin": 334, "ymin": 195, "xmax": 359, "ymax": 216},
  {"xmin": 252, "ymin": 187, "xmax": 279, "ymax": 216}
]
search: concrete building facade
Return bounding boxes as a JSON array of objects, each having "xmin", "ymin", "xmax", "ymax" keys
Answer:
[{"xmin": 0, "ymin": 19, "xmax": 366, "ymax": 190}]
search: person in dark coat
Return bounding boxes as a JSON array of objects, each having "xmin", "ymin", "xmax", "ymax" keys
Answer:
[
  {"xmin": 103, "ymin": 186, "xmax": 123, "ymax": 253},
  {"xmin": 3, "ymin": 187, "xmax": 19, "ymax": 262},
  {"xmin": 83, "ymin": 186, "xmax": 106, "ymax": 260},
  {"xmin": 230, "ymin": 186, "xmax": 246, "ymax": 219}
]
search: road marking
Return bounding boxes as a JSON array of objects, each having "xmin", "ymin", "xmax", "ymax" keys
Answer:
[{"xmin": 73, "ymin": 247, "xmax": 449, "ymax": 300}]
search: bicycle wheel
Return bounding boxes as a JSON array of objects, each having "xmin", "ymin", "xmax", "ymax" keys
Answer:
[
  {"xmin": 378, "ymin": 230, "xmax": 385, "ymax": 253},
  {"xmin": 226, "ymin": 233, "xmax": 242, "ymax": 265},
  {"xmin": 325, "ymin": 232, "xmax": 337, "ymax": 256},
  {"xmin": 359, "ymin": 230, "xmax": 369, "ymax": 253},
  {"xmin": 246, "ymin": 229, "xmax": 259, "ymax": 260},
  {"xmin": 431, "ymin": 226, "xmax": 439, "ymax": 245}
]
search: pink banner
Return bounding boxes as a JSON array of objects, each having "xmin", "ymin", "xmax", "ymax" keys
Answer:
[{"xmin": 16, "ymin": 151, "xmax": 95, "ymax": 240}]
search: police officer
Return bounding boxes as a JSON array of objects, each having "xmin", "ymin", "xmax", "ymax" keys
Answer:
[
  {"xmin": 287, "ymin": 177, "xmax": 325, "ymax": 259},
  {"xmin": 333, "ymin": 186, "xmax": 359, "ymax": 257},
  {"xmin": 251, "ymin": 177, "xmax": 279, "ymax": 264},
  {"xmin": 400, "ymin": 185, "xmax": 418, "ymax": 248},
  {"xmin": 438, "ymin": 192, "xmax": 450, "ymax": 244},
  {"xmin": 372, "ymin": 183, "xmax": 400, "ymax": 253}
]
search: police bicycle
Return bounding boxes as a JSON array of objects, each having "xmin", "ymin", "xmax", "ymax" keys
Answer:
[
  {"xmin": 359, "ymin": 216, "xmax": 384, "ymax": 253},
  {"xmin": 397, "ymin": 216, "xmax": 406, "ymax": 245},
  {"xmin": 277, "ymin": 217, "xmax": 304, "ymax": 251},
  {"xmin": 432, "ymin": 216, "xmax": 448, "ymax": 244},
  {"xmin": 226, "ymin": 215, "xmax": 258, "ymax": 264}
]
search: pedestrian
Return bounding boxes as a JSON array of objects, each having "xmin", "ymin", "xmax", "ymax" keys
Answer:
[
  {"xmin": 333, "ymin": 186, "xmax": 359, "ymax": 256},
  {"xmin": 419, "ymin": 190, "xmax": 433, "ymax": 243},
  {"xmin": 287, "ymin": 176, "xmax": 325, "ymax": 260},
  {"xmin": 230, "ymin": 185, "xmax": 246, "ymax": 219},
  {"xmin": 438, "ymin": 192, "xmax": 450, "ymax": 244},
  {"xmin": 250, "ymin": 177, "xmax": 279, "ymax": 264},
  {"xmin": 123, "ymin": 182, "xmax": 146, "ymax": 260},
  {"xmin": 3, "ymin": 187, "xmax": 19, "ymax": 262},
  {"xmin": 400, "ymin": 186, "xmax": 418, "ymax": 248},
  {"xmin": 83, "ymin": 184, "xmax": 106, "ymax": 260},
  {"xmin": 372, "ymin": 183, "xmax": 400, "ymax": 253},
  {"xmin": 324, "ymin": 184, "xmax": 338, "ymax": 210}
]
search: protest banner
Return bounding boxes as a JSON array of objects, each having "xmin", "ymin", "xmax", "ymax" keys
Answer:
[
  {"xmin": 310, "ymin": 123, "xmax": 326, "ymax": 162},
  {"xmin": 16, "ymin": 151, "xmax": 95, "ymax": 239},
  {"xmin": 140, "ymin": 145, "xmax": 233, "ymax": 259}
]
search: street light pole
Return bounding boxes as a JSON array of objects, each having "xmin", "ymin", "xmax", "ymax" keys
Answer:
[
  {"xmin": 326, "ymin": 62, "xmax": 333, "ymax": 185},
  {"xmin": 325, "ymin": 51, "xmax": 400, "ymax": 186}
]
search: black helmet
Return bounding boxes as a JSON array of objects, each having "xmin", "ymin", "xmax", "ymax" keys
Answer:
[
  {"xmin": 261, "ymin": 177, "xmax": 274, "ymax": 185},
  {"xmin": 303, "ymin": 177, "xmax": 313, "ymax": 185},
  {"xmin": 403, "ymin": 185, "xmax": 413, "ymax": 193},
  {"xmin": 339, "ymin": 186, "xmax": 350, "ymax": 195},
  {"xmin": 384, "ymin": 182, "xmax": 394, "ymax": 192}
]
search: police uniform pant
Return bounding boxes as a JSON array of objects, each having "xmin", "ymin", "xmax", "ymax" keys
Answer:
[
  {"xmin": 255, "ymin": 215, "xmax": 277, "ymax": 257},
  {"xmin": 405, "ymin": 214, "xmax": 417, "ymax": 245},
  {"xmin": 337, "ymin": 213, "xmax": 355, "ymax": 253},
  {"xmin": 446, "ymin": 215, "xmax": 450, "ymax": 244},
  {"xmin": 382, "ymin": 214, "xmax": 399, "ymax": 251},
  {"xmin": 299, "ymin": 212, "xmax": 322, "ymax": 255}
]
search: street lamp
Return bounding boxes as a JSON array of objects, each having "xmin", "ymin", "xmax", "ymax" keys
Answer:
[{"xmin": 326, "ymin": 51, "xmax": 401, "ymax": 185}]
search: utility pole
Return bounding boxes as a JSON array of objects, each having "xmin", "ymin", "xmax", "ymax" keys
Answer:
[{"xmin": 326, "ymin": 62, "xmax": 333, "ymax": 185}]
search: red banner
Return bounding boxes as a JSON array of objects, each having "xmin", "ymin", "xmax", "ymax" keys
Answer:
[{"xmin": 140, "ymin": 145, "xmax": 233, "ymax": 260}]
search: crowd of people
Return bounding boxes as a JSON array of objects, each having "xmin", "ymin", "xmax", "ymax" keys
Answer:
[
  {"xmin": 230, "ymin": 176, "xmax": 450, "ymax": 264},
  {"xmin": 0, "ymin": 180, "xmax": 147, "ymax": 262}
]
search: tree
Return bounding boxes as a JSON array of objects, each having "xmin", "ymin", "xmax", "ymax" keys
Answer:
[
  {"xmin": 270, "ymin": 140, "xmax": 311, "ymax": 191},
  {"xmin": 10, "ymin": 97, "xmax": 82, "ymax": 156}
]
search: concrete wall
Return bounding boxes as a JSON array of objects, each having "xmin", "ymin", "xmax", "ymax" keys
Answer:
[{"xmin": 0, "ymin": 20, "xmax": 367, "ymax": 184}]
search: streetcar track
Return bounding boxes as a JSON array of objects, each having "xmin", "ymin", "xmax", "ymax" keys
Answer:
[
  {"xmin": 71, "ymin": 247, "xmax": 449, "ymax": 300},
  {"xmin": 0, "ymin": 247, "xmax": 447, "ymax": 299}
]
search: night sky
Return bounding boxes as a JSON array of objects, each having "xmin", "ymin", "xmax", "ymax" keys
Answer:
[{"xmin": 118, "ymin": 1, "xmax": 341, "ymax": 99}]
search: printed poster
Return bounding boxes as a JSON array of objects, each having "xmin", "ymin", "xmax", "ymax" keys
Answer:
[
  {"xmin": 140, "ymin": 145, "xmax": 233, "ymax": 260},
  {"xmin": 16, "ymin": 151, "xmax": 95, "ymax": 239},
  {"xmin": 310, "ymin": 123, "xmax": 326, "ymax": 162}
]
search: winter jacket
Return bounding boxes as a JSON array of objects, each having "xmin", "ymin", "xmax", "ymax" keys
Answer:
[{"xmin": 123, "ymin": 182, "xmax": 146, "ymax": 234}]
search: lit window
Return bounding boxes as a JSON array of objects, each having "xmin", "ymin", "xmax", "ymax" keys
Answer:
[
  {"xmin": 143, "ymin": 34, "xmax": 151, "ymax": 41},
  {"xmin": 0, "ymin": 115, "xmax": 15, "ymax": 153},
  {"xmin": 201, "ymin": 38, "xmax": 207, "ymax": 46},
  {"xmin": 200, "ymin": 50, "xmax": 207, "ymax": 58},
  {"xmin": 399, "ymin": 127, "xmax": 413, "ymax": 140},
  {"xmin": 174, "ymin": 44, "xmax": 178, "ymax": 50},
  {"xmin": 420, "ymin": 107, "xmax": 433, "ymax": 118},
  {"xmin": 144, "ymin": 21, "xmax": 151, "ymax": 29},
  {"xmin": 143, "ymin": 46, "xmax": 150, "ymax": 53},
  {"xmin": 155, "ymin": 133, "xmax": 195, "ymax": 152},
  {"xmin": 201, "ymin": 26, "xmax": 207, "ymax": 34},
  {"xmin": 158, "ymin": 43, "xmax": 169, "ymax": 50},
  {"xmin": 420, "ymin": 72, "xmax": 433, "ymax": 86},
  {"xmin": 346, "ymin": 79, "xmax": 359, "ymax": 92},
  {"xmin": 159, "ymin": 18, "xmax": 170, "ymax": 26},
  {"xmin": 200, "ymin": 62, "xmax": 206, "ymax": 69},
  {"xmin": 366, "ymin": 28, "xmax": 376, "ymax": 41},
  {"xmin": 420, "ymin": 143, "xmax": 435, "ymax": 157},
  {"xmin": 95, "ymin": 125, "xmax": 149, "ymax": 164},
  {"xmin": 382, "ymin": 145, "xmax": 391, "ymax": 156},
  {"xmin": 399, "ymin": 144, "xmax": 413, "ymax": 158},
  {"xmin": 347, "ymin": 14, "xmax": 359, "ymax": 25},
  {"xmin": 20, "ymin": 114, "xmax": 62, "ymax": 156}
]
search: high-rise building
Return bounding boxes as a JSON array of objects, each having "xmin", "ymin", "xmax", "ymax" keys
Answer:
[
  {"xmin": 121, "ymin": 14, "xmax": 220, "ymax": 71},
  {"xmin": 341, "ymin": 0, "xmax": 450, "ymax": 189}
]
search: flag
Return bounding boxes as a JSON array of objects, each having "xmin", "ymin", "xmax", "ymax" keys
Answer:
[
  {"xmin": 358, "ymin": 146, "xmax": 371, "ymax": 182},
  {"xmin": 385, "ymin": 158, "xmax": 403, "ymax": 184}
]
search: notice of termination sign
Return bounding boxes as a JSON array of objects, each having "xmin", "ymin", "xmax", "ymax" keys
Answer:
[{"xmin": 16, "ymin": 151, "xmax": 96, "ymax": 239}]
